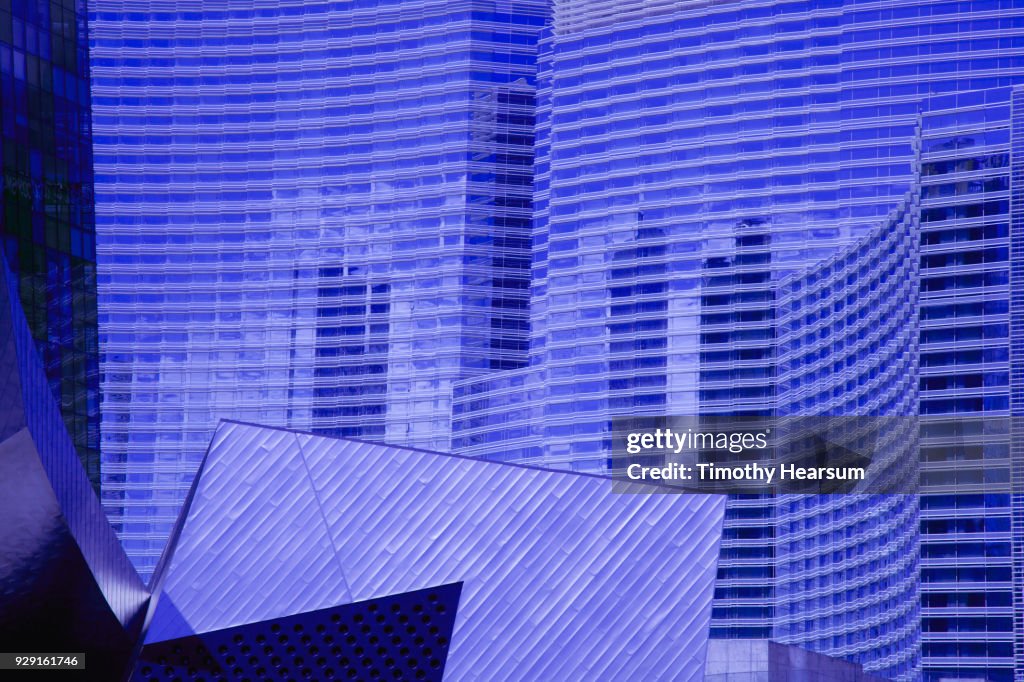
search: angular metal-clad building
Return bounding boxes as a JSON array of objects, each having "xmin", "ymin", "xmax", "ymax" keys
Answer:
[
  {"xmin": 144, "ymin": 420, "xmax": 726, "ymax": 681},
  {"xmin": 0, "ymin": 244, "xmax": 727, "ymax": 679}
]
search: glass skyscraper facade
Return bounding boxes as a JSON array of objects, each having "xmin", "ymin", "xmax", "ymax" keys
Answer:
[
  {"xmin": 514, "ymin": 0, "xmax": 1024, "ymax": 468},
  {"xmin": 0, "ymin": 0, "xmax": 100, "ymax": 489},
  {"xmin": 770, "ymin": 190, "xmax": 922, "ymax": 679},
  {"xmin": 917, "ymin": 86, "xmax": 1019, "ymax": 682},
  {"xmin": 89, "ymin": 0, "xmax": 545, "ymax": 577},
  {"xmin": 450, "ymin": 1, "xmax": 1024, "ymax": 680},
  {"xmin": 90, "ymin": 0, "xmax": 1024, "ymax": 678},
  {"xmin": 456, "ymin": 132, "xmax": 926, "ymax": 680}
]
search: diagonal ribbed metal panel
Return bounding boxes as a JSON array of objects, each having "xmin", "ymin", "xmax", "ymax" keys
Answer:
[
  {"xmin": 149, "ymin": 420, "xmax": 725, "ymax": 680},
  {"xmin": 143, "ymin": 424, "xmax": 353, "ymax": 645}
]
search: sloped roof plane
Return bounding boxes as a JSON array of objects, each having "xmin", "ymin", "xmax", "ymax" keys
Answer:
[{"xmin": 148, "ymin": 420, "xmax": 726, "ymax": 680}]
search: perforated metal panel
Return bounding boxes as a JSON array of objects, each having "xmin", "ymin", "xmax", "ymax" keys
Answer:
[{"xmin": 133, "ymin": 584, "xmax": 461, "ymax": 682}]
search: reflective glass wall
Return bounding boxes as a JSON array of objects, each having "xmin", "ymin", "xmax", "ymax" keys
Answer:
[
  {"xmin": 527, "ymin": 0, "xmax": 1024, "ymax": 469},
  {"xmin": 771, "ymin": 190, "xmax": 922, "ymax": 680},
  {"xmin": 453, "ymin": 2, "xmax": 1024, "ymax": 680},
  {"xmin": 917, "ymin": 87, "xmax": 1019, "ymax": 682},
  {"xmin": 0, "ymin": 0, "xmax": 99, "ymax": 489},
  {"xmin": 90, "ymin": 0, "xmax": 545, "ymax": 578}
]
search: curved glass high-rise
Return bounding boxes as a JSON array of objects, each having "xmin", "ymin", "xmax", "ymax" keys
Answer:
[
  {"xmin": 769, "ymin": 189, "xmax": 922, "ymax": 680},
  {"xmin": 524, "ymin": 0, "xmax": 1024, "ymax": 468},
  {"xmin": 90, "ymin": 0, "xmax": 546, "ymax": 577},
  {"xmin": 456, "ymin": 140, "xmax": 927, "ymax": 680},
  {"xmin": 452, "ymin": 1, "xmax": 1024, "ymax": 680}
]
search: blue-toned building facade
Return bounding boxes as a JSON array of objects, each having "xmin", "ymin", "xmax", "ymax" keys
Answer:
[
  {"xmin": 916, "ymin": 86, "xmax": 1020, "ymax": 682},
  {"xmin": 89, "ymin": 0, "xmax": 545, "ymax": 578},
  {"xmin": 452, "ymin": 1, "xmax": 1024, "ymax": 680},
  {"xmin": 520, "ymin": 0, "xmax": 1024, "ymax": 468},
  {"xmin": 455, "ymin": 130, "xmax": 927, "ymax": 681},
  {"xmin": 770, "ymin": 189, "xmax": 922, "ymax": 679},
  {"xmin": 0, "ymin": 0, "xmax": 100, "ymax": 488},
  {"xmin": 89, "ymin": 0, "xmax": 1024, "ymax": 677}
]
